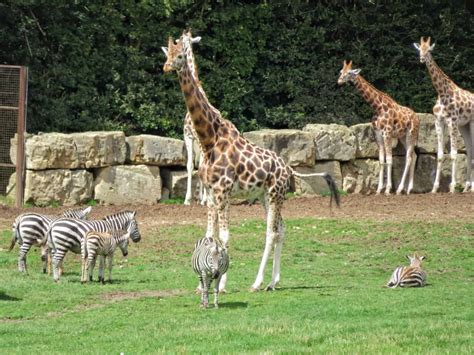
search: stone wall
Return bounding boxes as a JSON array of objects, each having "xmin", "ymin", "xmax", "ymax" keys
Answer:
[{"xmin": 8, "ymin": 113, "xmax": 467, "ymax": 205}]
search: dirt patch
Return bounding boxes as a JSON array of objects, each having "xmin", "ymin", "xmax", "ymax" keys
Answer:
[
  {"xmin": 101, "ymin": 289, "xmax": 186, "ymax": 301},
  {"xmin": 0, "ymin": 194, "xmax": 473, "ymax": 234}
]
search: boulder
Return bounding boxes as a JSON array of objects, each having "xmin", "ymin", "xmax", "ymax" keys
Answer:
[
  {"xmin": 303, "ymin": 124, "xmax": 356, "ymax": 161},
  {"xmin": 126, "ymin": 135, "xmax": 186, "ymax": 167},
  {"xmin": 416, "ymin": 113, "xmax": 465, "ymax": 154},
  {"xmin": 350, "ymin": 123, "xmax": 400, "ymax": 158},
  {"xmin": 11, "ymin": 131, "xmax": 126, "ymax": 170},
  {"xmin": 341, "ymin": 159, "xmax": 380, "ymax": 194},
  {"xmin": 94, "ymin": 165, "xmax": 161, "ymax": 205},
  {"xmin": 8, "ymin": 169, "xmax": 93, "ymax": 206},
  {"xmin": 293, "ymin": 161, "xmax": 342, "ymax": 195},
  {"xmin": 160, "ymin": 168, "xmax": 201, "ymax": 199},
  {"xmin": 243, "ymin": 129, "xmax": 316, "ymax": 167}
]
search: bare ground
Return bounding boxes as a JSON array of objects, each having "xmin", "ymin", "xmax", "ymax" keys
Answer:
[{"xmin": 0, "ymin": 193, "xmax": 473, "ymax": 235}]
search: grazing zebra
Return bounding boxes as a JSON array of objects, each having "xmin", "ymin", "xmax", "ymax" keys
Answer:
[
  {"xmin": 192, "ymin": 237, "xmax": 229, "ymax": 308},
  {"xmin": 81, "ymin": 229, "xmax": 130, "ymax": 284},
  {"xmin": 387, "ymin": 253, "xmax": 427, "ymax": 288},
  {"xmin": 47, "ymin": 210, "xmax": 141, "ymax": 282},
  {"xmin": 9, "ymin": 207, "xmax": 92, "ymax": 274}
]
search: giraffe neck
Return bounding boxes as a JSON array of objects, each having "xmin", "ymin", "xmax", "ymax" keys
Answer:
[
  {"xmin": 177, "ymin": 49, "xmax": 220, "ymax": 151},
  {"xmin": 353, "ymin": 75, "xmax": 394, "ymax": 112},
  {"xmin": 424, "ymin": 53, "xmax": 456, "ymax": 96}
]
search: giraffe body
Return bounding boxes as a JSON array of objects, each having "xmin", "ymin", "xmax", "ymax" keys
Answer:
[
  {"xmin": 163, "ymin": 31, "xmax": 339, "ymax": 291},
  {"xmin": 414, "ymin": 37, "xmax": 474, "ymax": 192},
  {"xmin": 338, "ymin": 60, "xmax": 420, "ymax": 195}
]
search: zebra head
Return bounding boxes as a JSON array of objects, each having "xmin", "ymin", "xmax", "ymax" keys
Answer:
[
  {"xmin": 406, "ymin": 253, "xmax": 426, "ymax": 268},
  {"xmin": 209, "ymin": 242, "xmax": 225, "ymax": 279},
  {"xmin": 62, "ymin": 206, "xmax": 92, "ymax": 220},
  {"xmin": 118, "ymin": 232, "xmax": 131, "ymax": 257},
  {"xmin": 104, "ymin": 210, "xmax": 141, "ymax": 243}
]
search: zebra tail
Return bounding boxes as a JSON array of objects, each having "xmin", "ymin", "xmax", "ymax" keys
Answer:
[
  {"xmin": 8, "ymin": 221, "xmax": 20, "ymax": 251},
  {"xmin": 291, "ymin": 170, "xmax": 340, "ymax": 208}
]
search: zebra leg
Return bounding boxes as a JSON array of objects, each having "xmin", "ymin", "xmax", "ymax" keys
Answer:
[
  {"xmin": 18, "ymin": 242, "xmax": 32, "ymax": 273},
  {"xmin": 198, "ymin": 276, "xmax": 206, "ymax": 307},
  {"xmin": 203, "ymin": 276, "xmax": 212, "ymax": 309},
  {"xmin": 214, "ymin": 276, "xmax": 222, "ymax": 308},
  {"xmin": 52, "ymin": 251, "xmax": 65, "ymax": 282},
  {"xmin": 81, "ymin": 257, "xmax": 88, "ymax": 284},
  {"xmin": 107, "ymin": 254, "xmax": 113, "ymax": 283},
  {"xmin": 98, "ymin": 256, "xmax": 106, "ymax": 284},
  {"xmin": 89, "ymin": 255, "xmax": 97, "ymax": 282}
]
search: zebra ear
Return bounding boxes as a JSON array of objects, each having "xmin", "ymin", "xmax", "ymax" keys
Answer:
[
  {"xmin": 83, "ymin": 206, "xmax": 92, "ymax": 215},
  {"xmin": 405, "ymin": 255, "xmax": 411, "ymax": 261},
  {"xmin": 420, "ymin": 256, "xmax": 426, "ymax": 261},
  {"xmin": 131, "ymin": 211, "xmax": 137, "ymax": 218}
]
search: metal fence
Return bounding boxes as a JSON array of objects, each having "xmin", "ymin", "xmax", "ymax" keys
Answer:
[{"xmin": 0, "ymin": 65, "xmax": 27, "ymax": 208}]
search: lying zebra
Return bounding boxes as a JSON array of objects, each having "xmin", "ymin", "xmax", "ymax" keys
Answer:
[
  {"xmin": 192, "ymin": 236, "xmax": 229, "ymax": 308},
  {"xmin": 387, "ymin": 253, "xmax": 427, "ymax": 288},
  {"xmin": 81, "ymin": 229, "xmax": 130, "ymax": 284},
  {"xmin": 9, "ymin": 207, "xmax": 92, "ymax": 274},
  {"xmin": 47, "ymin": 210, "xmax": 141, "ymax": 282}
]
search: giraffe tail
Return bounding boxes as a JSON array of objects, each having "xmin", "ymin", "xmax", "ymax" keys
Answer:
[
  {"xmin": 291, "ymin": 171, "xmax": 340, "ymax": 208},
  {"xmin": 414, "ymin": 145, "xmax": 421, "ymax": 171}
]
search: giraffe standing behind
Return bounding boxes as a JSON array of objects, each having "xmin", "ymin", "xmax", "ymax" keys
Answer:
[
  {"xmin": 414, "ymin": 37, "xmax": 474, "ymax": 193},
  {"xmin": 162, "ymin": 30, "xmax": 339, "ymax": 292},
  {"xmin": 338, "ymin": 60, "xmax": 420, "ymax": 195}
]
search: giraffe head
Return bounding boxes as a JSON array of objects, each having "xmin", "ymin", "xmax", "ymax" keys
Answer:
[
  {"xmin": 413, "ymin": 36, "xmax": 435, "ymax": 63},
  {"xmin": 406, "ymin": 253, "xmax": 426, "ymax": 267},
  {"xmin": 337, "ymin": 60, "xmax": 361, "ymax": 85},
  {"xmin": 161, "ymin": 30, "xmax": 201, "ymax": 73}
]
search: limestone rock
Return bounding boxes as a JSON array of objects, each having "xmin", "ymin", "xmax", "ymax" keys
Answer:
[
  {"xmin": 94, "ymin": 165, "xmax": 161, "ymax": 205},
  {"xmin": 416, "ymin": 113, "xmax": 465, "ymax": 154},
  {"xmin": 243, "ymin": 129, "xmax": 316, "ymax": 167},
  {"xmin": 126, "ymin": 135, "xmax": 186, "ymax": 167},
  {"xmin": 293, "ymin": 161, "xmax": 342, "ymax": 195},
  {"xmin": 160, "ymin": 168, "xmax": 200, "ymax": 199},
  {"xmin": 8, "ymin": 169, "xmax": 93, "ymax": 206},
  {"xmin": 11, "ymin": 132, "xmax": 126, "ymax": 170},
  {"xmin": 303, "ymin": 124, "xmax": 356, "ymax": 161},
  {"xmin": 341, "ymin": 159, "xmax": 380, "ymax": 194}
]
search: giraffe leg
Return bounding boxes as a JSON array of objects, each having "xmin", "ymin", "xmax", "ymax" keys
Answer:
[
  {"xmin": 198, "ymin": 152, "xmax": 207, "ymax": 205},
  {"xmin": 447, "ymin": 117, "xmax": 459, "ymax": 193},
  {"xmin": 184, "ymin": 125, "xmax": 194, "ymax": 205},
  {"xmin": 432, "ymin": 106, "xmax": 445, "ymax": 193},
  {"xmin": 266, "ymin": 205, "xmax": 284, "ymax": 291},
  {"xmin": 397, "ymin": 135, "xmax": 414, "ymax": 195},
  {"xmin": 375, "ymin": 130, "xmax": 385, "ymax": 195},
  {"xmin": 251, "ymin": 199, "xmax": 278, "ymax": 292},
  {"xmin": 383, "ymin": 133, "xmax": 393, "ymax": 195},
  {"xmin": 216, "ymin": 196, "xmax": 230, "ymax": 292},
  {"xmin": 459, "ymin": 124, "xmax": 473, "ymax": 192}
]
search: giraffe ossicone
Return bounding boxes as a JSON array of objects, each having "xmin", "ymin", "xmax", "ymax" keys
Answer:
[{"xmin": 163, "ymin": 30, "xmax": 340, "ymax": 292}]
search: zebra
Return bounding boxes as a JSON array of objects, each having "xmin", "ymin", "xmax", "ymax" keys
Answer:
[
  {"xmin": 47, "ymin": 210, "xmax": 141, "ymax": 282},
  {"xmin": 192, "ymin": 236, "xmax": 229, "ymax": 308},
  {"xmin": 387, "ymin": 253, "xmax": 427, "ymax": 288},
  {"xmin": 9, "ymin": 206, "xmax": 92, "ymax": 274},
  {"xmin": 81, "ymin": 228, "xmax": 130, "ymax": 284}
]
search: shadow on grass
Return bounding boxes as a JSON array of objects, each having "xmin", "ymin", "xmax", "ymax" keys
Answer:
[
  {"xmin": 278, "ymin": 285, "xmax": 344, "ymax": 291},
  {"xmin": 219, "ymin": 301, "xmax": 248, "ymax": 309},
  {"xmin": 0, "ymin": 291, "xmax": 21, "ymax": 301}
]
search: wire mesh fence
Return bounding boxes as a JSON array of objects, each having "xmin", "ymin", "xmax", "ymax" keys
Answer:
[{"xmin": 0, "ymin": 65, "xmax": 27, "ymax": 206}]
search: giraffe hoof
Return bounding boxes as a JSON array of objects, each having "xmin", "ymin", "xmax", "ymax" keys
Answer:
[
  {"xmin": 194, "ymin": 287, "xmax": 202, "ymax": 294},
  {"xmin": 218, "ymin": 289, "xmax": 227, "ymax": 294},
  {"xmin": 264, "ymin": 285, "xmax": 276, "ymax": 292},
  {"xmin": 249, "ymin": 287, "xmax": 260, "ymax": 293}
]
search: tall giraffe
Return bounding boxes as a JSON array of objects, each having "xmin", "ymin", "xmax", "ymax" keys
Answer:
[
  {"xmin": 162, "ymin": 30, "xmax": 339, "ymax": 292},
  {"xmin": 414, "ymin": 37, "xmax": 474, "ymax": 193},
  {"xmin": 182, "ymin": 35, "xmax": 206, "ymax": 205},
  {"xmin": 338, "ymin": 60, "xmax": 420, "ymax": 195}
]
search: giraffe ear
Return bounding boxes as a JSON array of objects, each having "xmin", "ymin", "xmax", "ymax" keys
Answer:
[
  {"xmin": 191, "ymin": 36, "xmax": 202, "ymax": 44},
  {"xmin": 351, "ymin": 69, "xmax": 361, "ymax": 75},
  {"xmin": 429, "ymin": 42, "xmax": 436, "ymax": 51},
  {"xmin": 413, "ymin": 42, "xmax": 421, "ymax": 51},
  {"xmin": 161, "ymin": 47, "xmax": 168, "ymax": 56}
]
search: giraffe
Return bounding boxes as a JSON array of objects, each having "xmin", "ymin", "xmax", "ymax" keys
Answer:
[
  {"xmin": 182, "ymin": 35, "xmax": 206, "ymax": 205},
  {"xmin": 162, "ymin": 30, "xmax": 340, "ymax": 292},
  {"xmin": 338, "ymin": 60, "xmax": 420, "ymax": 195},
  {"xmin": 414, "ymin": 36, "xmax": 474, "ymax": 193}
]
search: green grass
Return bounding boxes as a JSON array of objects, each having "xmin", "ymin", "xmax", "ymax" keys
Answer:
[{"xmin": 0, "ymin": 218, "xmax": 473, "ymax": 353}]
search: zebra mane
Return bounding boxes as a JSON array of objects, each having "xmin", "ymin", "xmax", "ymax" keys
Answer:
[{"xmin": 103, "ymin": 210, "xmax": 137, "ymax": 222}]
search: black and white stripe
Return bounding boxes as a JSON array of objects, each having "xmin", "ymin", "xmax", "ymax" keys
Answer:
[
  {"xmin": 48, "ymin": 210, "xmax": 141, "ymax": 282},
  {"xmin": 9, "ymin": 207, "xmax": 92, "ymax": 274},
  {"xmin": 192, "ymin": 237, "xmax": 229, "ymax": 308},
  {"xmin": 387, "ymin": 254, "xmax": 427, "ymax": 288},
  {"xmin": 81, "ymin": 229, "xmax": 130, "ymax": 284}
]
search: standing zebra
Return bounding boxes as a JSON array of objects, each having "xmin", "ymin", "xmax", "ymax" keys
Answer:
[
  {"xmin": 47, "ymin": 210, "xmax": 141, "ymax": 282},
  {"xmin": 192, "ymin": 236, "xmax": 229, "ymax": 308},
  {"xmin": 81, "ymin": 229, "xmax": 130, "ymax": 284},
  {"xmin": 9, "ymin": 207, "xmax": 92, "ymax": 274},
  {"xmin": 387, "ymin": 253, "xmax": 427, "ymax": 288}
]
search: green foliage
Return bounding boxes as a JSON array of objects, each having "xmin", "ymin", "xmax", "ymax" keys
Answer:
[
  {"xmin": 0, "ymin": 2, "xmax": 472, "ymax": 137},
  {"xmin": 0, "ymin": 218, "xmax": 473, "ymax": 352}
]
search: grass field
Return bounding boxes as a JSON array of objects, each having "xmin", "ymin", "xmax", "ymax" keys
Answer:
[{"xmin": 0, "ymin": 217, "xmax": 473, "ymax": 353}]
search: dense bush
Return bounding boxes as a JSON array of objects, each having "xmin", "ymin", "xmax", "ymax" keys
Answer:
[{"xmin": 0, "ymin": 1, "xmax": 472, "ymax": 137}]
